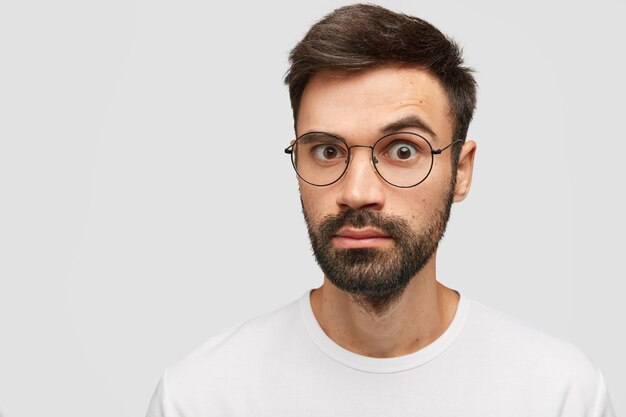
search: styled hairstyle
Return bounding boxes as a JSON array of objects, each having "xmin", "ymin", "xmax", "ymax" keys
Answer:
[{"xmin": 284, "ymin": 4, "xmax": 477, "ymax": 162}]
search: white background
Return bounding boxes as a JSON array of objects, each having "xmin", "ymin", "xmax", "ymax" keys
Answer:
[{"xmin": 1, "ymin": 0, "xmax": 624, "ymax": 416}]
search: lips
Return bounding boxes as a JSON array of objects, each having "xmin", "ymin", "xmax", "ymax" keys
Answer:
[
  {"xmin": 335, "ymin": 228, "xmax": 391, "ymax": 239},
  {"xmin": 332, "ymin": 227, "xmax": 393, "ymax": 249}
]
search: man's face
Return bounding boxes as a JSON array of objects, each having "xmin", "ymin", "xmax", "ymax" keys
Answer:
[{"xmin": 297, "ymin": 65, "xmax": 463, "ymax": 305}]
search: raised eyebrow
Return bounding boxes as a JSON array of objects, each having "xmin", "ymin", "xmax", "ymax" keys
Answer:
[
  {"xmin": 379, "ymin": 116, "xmax": 437, "ymax": 141},
  {"xmin": 298, "ymin": 132, "xmax": 346, "ymax": 143}
]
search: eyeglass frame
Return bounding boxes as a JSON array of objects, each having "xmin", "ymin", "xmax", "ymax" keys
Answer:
[{"xmin": 284, "ymin": 131, "xmax": 463, "ymax": 188}]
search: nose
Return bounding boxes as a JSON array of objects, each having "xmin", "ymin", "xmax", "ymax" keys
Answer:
[{"xmin": 336, "ymin": 147, "xmax": 385, "ymax": 211}]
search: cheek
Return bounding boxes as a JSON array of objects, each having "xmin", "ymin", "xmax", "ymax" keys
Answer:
[
  {"xmin": 386, "ymin": 185, "xmax": 448, "ymax": 223},
  {"xmin": 299, "ymin": 185, "xmax": 331, "ymax": 221},
  {"xmin": 418, "ymin": 165, "xmax": 455, "ymax": 205},
  {"xmin": 428, "ymin": 155, "xmax": 453, "ymax": 180}
]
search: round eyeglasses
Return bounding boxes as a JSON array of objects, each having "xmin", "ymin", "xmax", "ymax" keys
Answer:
[{"xmin": 284, "ymin": 131, "xmax": 462, "ymax": 188}]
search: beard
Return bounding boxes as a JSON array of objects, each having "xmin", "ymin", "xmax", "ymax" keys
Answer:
[{"xmin": 302, "ymin": 186, "xmax": 454, "ymax": 314}]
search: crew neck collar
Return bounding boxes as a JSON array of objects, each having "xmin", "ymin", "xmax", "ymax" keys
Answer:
[{"xmin": 299, "ymin": 288, "xmax": 471, "ymax": 374}]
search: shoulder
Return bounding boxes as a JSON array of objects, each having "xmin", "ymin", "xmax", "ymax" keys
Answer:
[
  {"xmin": 465, "ymin": 299, "xmax": 597, "ymax": 369},
  {"xmin": 466, "ymin": 300, "xmax": 591, "ymax": 362},
  {"xmin": 462, "ymin": 299, "xmax": 611, "ymax": 413},
  {"xmin": 162, "ymin": 295, "xmax": 303, "ymax": 396}
]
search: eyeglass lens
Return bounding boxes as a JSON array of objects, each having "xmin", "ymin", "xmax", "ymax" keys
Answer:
[{"xmin": 292, "ymin": 132, "xmax": 434, "ymax": 187}]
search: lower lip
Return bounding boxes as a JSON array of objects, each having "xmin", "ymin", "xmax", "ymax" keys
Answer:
[{"xmin": 332, "ymin": 236, "xmax": 393, "ymax": 249}]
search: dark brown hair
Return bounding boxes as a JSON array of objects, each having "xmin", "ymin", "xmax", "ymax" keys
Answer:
[{"xmin": 284, "ymin": 4, "xmax": 477, "ymax": 161}]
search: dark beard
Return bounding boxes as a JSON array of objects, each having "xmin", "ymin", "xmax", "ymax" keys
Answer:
[{"xmin": 302, "ymin": 192, "xmax": 453, "ymax": 315}]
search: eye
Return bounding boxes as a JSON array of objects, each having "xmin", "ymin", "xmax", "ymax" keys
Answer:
[
  {"xmin": 386, "ymin": 141, "xmax": 420, "ymax": 161},
  {"xmin": 312, "ymin": 144, "xmax": 346, "ymax": 162}
]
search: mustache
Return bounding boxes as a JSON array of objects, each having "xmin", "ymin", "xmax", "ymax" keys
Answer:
[{"xmin": 317, "ymin": 209, "xmax": 412, "ymax": 240}]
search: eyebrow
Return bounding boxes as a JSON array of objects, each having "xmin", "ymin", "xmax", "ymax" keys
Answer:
[{"xmin": 379, "ymin": 115, "xmax": 438, "ymax": 141}]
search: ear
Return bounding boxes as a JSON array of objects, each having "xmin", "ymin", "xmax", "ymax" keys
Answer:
[{"xmin": 453, "ymin": 140, "xmax": 477, "ymax": 203}]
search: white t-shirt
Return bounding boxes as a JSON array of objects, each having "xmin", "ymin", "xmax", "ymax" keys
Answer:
[{"xmin": 146, "ymin": 290, "xmax": 615, "ymax": 416}]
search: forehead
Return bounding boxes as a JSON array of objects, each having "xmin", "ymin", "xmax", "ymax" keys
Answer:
[{"xmin": 297, "ymin": 65, "xmax": 453, "ymax": 143}]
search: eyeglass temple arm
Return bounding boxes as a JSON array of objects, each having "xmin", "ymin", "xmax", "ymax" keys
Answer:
[
  {"xmin": 284, "ymin": 145, "xmax": 294, "ymax": 154},
  {"xmin": 432, "ymin": 139, "xmax": 463, "ymax": 155}
]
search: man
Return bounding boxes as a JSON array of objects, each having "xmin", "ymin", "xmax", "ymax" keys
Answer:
[{"xmin": 147, "ymin": 4, "xmax": 614, "ymax": 416}]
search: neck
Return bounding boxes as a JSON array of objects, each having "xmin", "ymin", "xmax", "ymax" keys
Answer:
[{"xmin": 309, "ymin": 258, "xmax": 459, "ymax": 358}]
